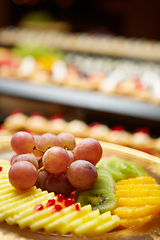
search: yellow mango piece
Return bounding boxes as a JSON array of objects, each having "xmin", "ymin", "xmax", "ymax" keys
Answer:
[
  {"xmin": 86, "ymin": 215, "xmax": 120, "ymax": 237},
  {"xmin": 73, "ymin": 211, "xmax": 111, "ymax": 236},
  {"xmin": 16, "ymin": 198, "xmax": 55, "ymax": 228},
  {"xmin": 113, "ymin": 205, "xmax": 160, "ymax": 219},
  {"xmin": 60, "ymin": 209, "xmax": 100, "ymax": 236},
  {"xmin": 118, "ymin": 196, "xmax": 160, "ymax": 207},
  {"xmin": 30, "ymin": 203, "xmax": 81, "ymax": 232},
  {"xmin": 0, "ymin": 179, "xmax": 9, "ymax": 185},
  {"xmin": 45, "ymin": 204, "xmax": 89, "ymax": 234},
  {"xmin": 0, "ymin": 191, "xmax": 51, "ymax": 222},
  {"xmin": 59, "ymin": 204, "xmax": 92, "ymax": 235}
]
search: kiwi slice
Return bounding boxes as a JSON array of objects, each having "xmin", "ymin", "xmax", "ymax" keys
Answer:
[
  {"xmin": 96, "ymin": 157, "xmax": 148, "ymax": 181},
  {"xmin": 75, "ymin": 167, "xmax": 119, "ymax": 214}
]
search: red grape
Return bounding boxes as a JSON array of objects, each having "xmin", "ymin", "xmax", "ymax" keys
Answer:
[
  {"xmin": 57, "ymin": 132, "xmax": 76, "ymax": 150},
  {"xmin": 74, "ymin": 138, "xmax": 102, "ymax": 165},
  {"xmin": 33, "ymin": 134, "xmax": 43, "ymax": 157},
  {"xmin": 8, "ymin": 161, "xmax": 38, "ymax": 190},
  {"xmin": 42, "ymin": 146, "xmax": 70, "ymax": 174},
  {"xmin": 67, "ymin": 160, "xmax": 98, "ymax": 190},
  {"xmin": 11, "ymin": 153, "xmax": 39, "ymax": 170},
  {"xmin": 11, "ymin": 131, "xmax": 35, "ymax": 154},
  {"xmin": 36, "ymin": 169, "xmax": 50, "ymax": 190},
  {"xmin": 37, "ymin": 133, "xmax": 61, "ymax": 152},
  {"xmin": 46, "ymin": 172, "xmax": 75, "ymax": 198}
]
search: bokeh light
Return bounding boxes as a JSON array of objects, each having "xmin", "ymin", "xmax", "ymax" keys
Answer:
[
  {"xmin": 12, "ymin": 0, "xmax": 25, "ymax": 5},
  {"xmin": 55, "ymin": 0, "xmax": 74, "ymax": 9},
  {"xmin": 12, "ymin": 0, "xmax": 45, "ymax": 5},
  {"xmin": 23, "ymin": 0, "xmax": 40, "ymax": 6}
]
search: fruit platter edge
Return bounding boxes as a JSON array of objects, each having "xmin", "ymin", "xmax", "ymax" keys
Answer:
[{"xmin": 0, "ymin": 136, "xmax": 160, "ymax": 240}]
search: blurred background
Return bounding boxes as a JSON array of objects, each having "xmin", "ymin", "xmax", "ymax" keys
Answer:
[{"xmin": 0, "ymin": 0, "xmax": 160, "ymax": 156}]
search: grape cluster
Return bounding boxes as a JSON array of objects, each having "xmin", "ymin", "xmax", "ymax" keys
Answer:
[{"xmin": 9, "ymin": 131, "xmax": 103, "ymax": 197}]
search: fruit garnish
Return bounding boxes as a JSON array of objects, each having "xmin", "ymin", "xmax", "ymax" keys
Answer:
[
  {"xmin": 111, "ymin": 125, "xmax": 124, "ymax": 132},
  {"xmin": 10, "ymin": 109, "xmax": 22, "ymax": 115},
  {"xmin": 134, "ymin": 127, "xmax": 150, "ymax": 134},
  {"xmin": 75, "ymin": 167, "xmax": 119, "ymax": 214},
  {"xmin": 113, "ymin": 176, "xmax": 160, "ymax": 228},
  {"xmin": 96, "ymin": 156, "xmax": 148, "ymax": 181},
  {"xmin": 52, "ymin": 204, "xmax": 62, "ymax": 213},
  {"xmin": 34, "ymin": 203, "xmax": 44, "ymax": 212},
  {"xmin": 56, "ymin": 194, "xmax": 65, "ymax": 202},
  {"xmin": 46, "ymin": 199, "xmax": 56, "ymax": 207},
  {"xmin": 49, "ymin": 114, "xmax": 64, "ymax": 120},
  {"xmin": 0, "ymin": 166, "xmax": 2, "ymax": 171},
  {"xmin": 64, "ymin": 198, "xmax": 76, "ymax": 207}
]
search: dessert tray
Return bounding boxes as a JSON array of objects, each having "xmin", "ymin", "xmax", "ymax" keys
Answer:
[{"xmin": 0, "ymin": 136, "xmax": 160, "ymax": 240}]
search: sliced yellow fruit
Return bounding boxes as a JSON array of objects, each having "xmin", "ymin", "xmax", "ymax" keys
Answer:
[
  {"xmin": 59, "ymin": 204, "xmax": 92, "ymax": 235},
  {"xmin": 113, "ymin": 205, "xmax": 160, "ymax": 218},
  {"xmin": 118, "ymin": 196, "xmax": 160, "ymax": 207},
  {"xmin": 116, "ymin": 177, "xmax": 157, "ymax": 185},
  {"xmin": 73, "ymin": 211, "xmax": 111, "ymax": 236},
  {"xmin": 86, "ymin": 215, "xmax": 120, "ymax": 237},
  {"xmin": 116, "ymin": 188, "xmax": 160, "ymax": 198},
  {"xmin": 30, "ymin": 203, "xmax": 81, "ymax": 232},
  {"xmin": 120, "ymin": 215, "xmax": 154, "ymax": 228}
]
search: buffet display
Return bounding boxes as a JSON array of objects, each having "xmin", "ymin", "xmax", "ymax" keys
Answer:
[
  {"xmin": 1, "ymin": 43, "xmax": 160, "ymax": 106},
  {"xmin": 1, "ymin": 110, "xmax": 160, "ymax": 157}
]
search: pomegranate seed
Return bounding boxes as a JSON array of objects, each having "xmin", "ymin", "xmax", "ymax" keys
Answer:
[
  {"xmin": 56, "ymin": 194, "xmax": 65, "ymax": 202},
  {"xmin": 75, "ymin": 203, "xmax": 80, "ymax": 211},
  {"xmin": 52, "ymin": 204, "xmax": 62, "ymax": 213},
  {"xmin": 46, "ymin": 199, "xmax": 55, "ymax": 208},
  {"xmin": 0, "ymin": 166, "xmax": 3, "ymax": 171},
  {"xmin": 34, "ymin": 203, "xmax": 43, "ymax": 212},
  {"xmin": 71, "ymin": 199, "xmax": 76, "ymax": 205},
  {"xmin": 64, "ymin": 198, "xmax": 76, "ymax": 207}
]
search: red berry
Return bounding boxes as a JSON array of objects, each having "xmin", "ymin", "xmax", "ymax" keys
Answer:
[
  {"xmin": 0, "ymin": 166, "xmax": 2, "ymax": 171},
  {"xmin": 34, "ymin": 203, "xmax": 43, "ymax": 212},
  {"xmin": 56, "ymin": 194, "xmax": 65, "ymax": 202},
  {"xmin": 52, "ymin": 204, "xmax": 62, "ymax": 213},
  {"xmin": 46, "ymin": 199, "xmax": 56, "ymax": 208},
  {"xmin": 75, "ymin": 203, "xmax": 80, "ymax": 211}
]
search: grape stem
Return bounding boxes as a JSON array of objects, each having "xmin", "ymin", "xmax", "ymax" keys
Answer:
[
  {"xmin": 37, "ymin": 166, "xmax": 45, "ymax": 174},
  {"xmin": 34, "ymin": 147, "xmax": 45, "ymax": 154},
  {"xmin": 37, "ymin": 156, "xmax": 43, "ymax": 162}
]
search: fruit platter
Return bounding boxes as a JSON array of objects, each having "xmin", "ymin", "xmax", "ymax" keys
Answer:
[{"xmin": 0, "ymin": 133, "xmax": 160, "ymax": 240}]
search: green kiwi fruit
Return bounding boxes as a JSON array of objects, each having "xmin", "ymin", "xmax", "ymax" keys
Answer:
[
  {"xmin": 75, "ymin": 167, "xmax": 119, "ymax": 214},
  {"xmin": 96, "ymin": 156, "xmax": 148, "ymax": 181}
]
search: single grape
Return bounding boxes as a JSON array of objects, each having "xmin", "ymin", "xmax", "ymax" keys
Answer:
[
  {"xmin": 46, "ymin": 172, "xmax": 75, "ymax": 198},
  {"xmin": 11, "ymin": 153, "xmax": 39, "ymax": 170},
  {"xmin": 8, "ymin": 161, "xmax": 38, "ymax": 190},
  {"xmin": 36, "ymin": 169, "xmax": 50, "ymax": 190},
  {"xmin": 42, "ymin": 146, "xmax": 70, "ymax": 174},
  {"xmin": 57, "ymin": 132, "xmax": 76, "ymax": 150},
  {"xmin": 67, "ymin": 160, "xmax": 98, "ymax": 190},
  {"xmin": 74, "ymin": 138, "xmax": 102, "ymax": 165},
  {"xmin": 9, "ymin": 153, "xmax": 18, "ymax": 165},
  {"xmin": 37, "ymin": 133, "xmax": 61, "ymax": 152},
  {"xmin": 66, "ymin": 150, "xmax": 75, "ymax": 166},
  {"xmin": 11, "ymin": 131, "xmax": 35, "ymax": 154},
  {"xmin": 33, "ymin": 134, "xmax": 43, "ymax": 157}
]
